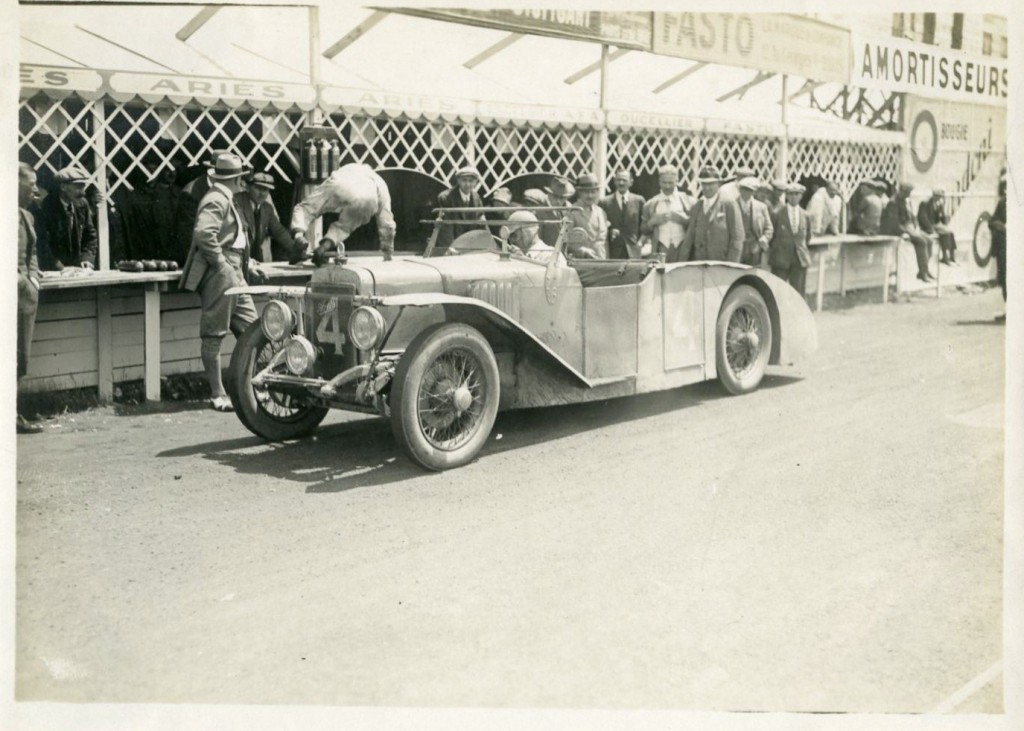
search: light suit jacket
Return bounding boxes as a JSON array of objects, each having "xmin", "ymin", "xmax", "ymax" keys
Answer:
[
  {"xmin": 180, "ymin": 183, "xmax": 247, "ymax": 292},
  {"xmin": 739, "ymin": 197, "xmax": 774, "ymax": 262}
]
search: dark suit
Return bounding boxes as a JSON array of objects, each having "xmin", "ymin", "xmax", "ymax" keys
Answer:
[
  {"xmin": 769, "ymin": 205, "xmax": 812, "ymax": 294},
  {"xmin": 35, "ymin": 192, "xmax": 98, "ymax": 270},
  {"xmin": 599, "ymin": 192, "xmax": 645, "ymax": 259},
  {"xmin": 881, "ymin": 196, "xmax": 931, "ymax": 277},
  {"xmin": 18, "ymin": 209, "xmax": 40, "ymax": 378},
  {"xmin": 434, "ymin": 187, "xmax": 486, "ymax": 248},
  {"xmin": 673, "ymin": 194, "xmax": 744, "ymax": 263},
  {"xmin": 234, "ymin": 192, "xmax": 294, "ymax": 262},
  {"xmin": 917, "ymin": 198, "xmax": 956, "ymax": 261}
]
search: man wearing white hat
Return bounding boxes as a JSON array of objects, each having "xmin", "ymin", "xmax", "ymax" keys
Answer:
[
  {"xmin": 507, "ymin": 210, "xmax": 566, "ymax": 266},
  {"xmin": 180, "ymin": 154, "xmax": 262, "ymax": 412},
  {"xmin": 737, "ymin": 176, "xmax": 774, "ymax": 267},
  {"xmin": 434, "ymin": 166, "xmax": 487, "ymax": 249},
  {"xmin": 36, "ymin": 165, "xmax": 98, "ymax": 270},
  {"xmin": 673, "ymin": 166, "xmax": 744, "ymax": 264}
]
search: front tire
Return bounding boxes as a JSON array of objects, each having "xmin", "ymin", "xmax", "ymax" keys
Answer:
[
  {"xmin": 716, "ymin": 285, "xmax": 773, "ymax": 395},
  {"xmin": 390, "ymin": 323, "xmax": 500, "ymax": 471},
  {"xmin": 228, "ymin": 321, "xmax": 329, "ymax": 441}
]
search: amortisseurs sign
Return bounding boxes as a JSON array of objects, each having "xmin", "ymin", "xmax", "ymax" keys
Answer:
[{"xmin": 852, "ymin": 34, "xmax": 1008, "ymax": 105}]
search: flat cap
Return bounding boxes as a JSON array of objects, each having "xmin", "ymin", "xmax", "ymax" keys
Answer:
[
  {"xmin": 523, "ymin": 188, "xmax": 549, "ymax": 205},
  {"xmin": 546, "ymin": 177, "xmax": 575, "ymax": 198},
  {"xmin": 55, "ymin": 166, "xmax": 90, "ymax": 184},
  {"xmin": 698, "ymin": 166, "xmax": 724, "ymax": 183},
  {"xmin": 491, "ymin": 187, "xmax": 513, "ymax": 205},
  {"xmin": 737, "ymin": 176, "xmax": 761, "ymax": 191},
  {"xmin": 454, "ymin": 166, "xmax": 481, "ymax": 182},
  {"xmin": 786, "ymin": 182, "xmax": 806, "ymax": 194},
  {"xmin": 575, "ymin": 173, "xmax": 600, "ymax": 191},
  {"xmin": 248, "ymin": 172, "xmax": 275, "ymax": 190}
]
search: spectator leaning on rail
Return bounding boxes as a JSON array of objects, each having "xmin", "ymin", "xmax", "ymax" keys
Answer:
[
  {"xmin": 641, "ymin": 165, "xmax": 695, "ymax": 261},
  {"xmin": 235, "ymin": 171, "xmax": 296, "ymax": 263},
  {"xmin": 568, "ymin": 173, "xmax": 609, "ymax": 259},
  {"xmin": 16, "ymin": 163, "xmax": 44, "ymax": 434},
  {"xmin": 290, "ymin": 162, "xmax": 397, "ymax": 265},
  {"xmin": 768, "ymin": 182, "xmax": 813, "ymax": 296},
  {"xmin": 848, "ymin": 179, "xmax": 885, "ymax": 236},
  {"xmin": 599, "ymin": 169, "xmax": 645, "ymax": 259},
  {"xmin": 736, "ymin": 176, "xmax": 774, "ymax": 267},
  {"xmin": 35, "ymin": 165, "xmax": 98, "ymax": 271},
  {"xmin": 180, "ymin": 154, "xmax": 264, "ymax": 413},
  {"xmin": 671, "ymin": 165, "xmax": 744, "ymax": 264},
  {"xmin": 881, "ymin": 182, "xmax": 934, "ymax": 283},
  {"xmin": 917, "ymin": 188, "xmax": 958, "ymax": 265},
  {"xmin": 433, "ymin": 166, "xmax": 487, "ymax": 250},
  {"xmin": 807, "ymin": 179, "xmax": 842, "ymax": 236}
]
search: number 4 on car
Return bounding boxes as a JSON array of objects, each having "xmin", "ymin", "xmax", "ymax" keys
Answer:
[{"xmin": 225, "ymin": 209, "xmax": 817, "ymax": 471}]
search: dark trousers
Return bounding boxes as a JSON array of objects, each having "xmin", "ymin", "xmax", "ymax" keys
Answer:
[
  {"xmin": 906, "ymin": 232, "xmax": 931, "ymax": 277},
  {"xmin": 17, "ymin": 277, "xmax": 39, "ymax": 379},
  {"xmin": 993, "ymin": 237, "xmax": 1007, "ymax": 301},
  {"xmin": 934, "ymin": 228, "xmax": 957, "ymax": 260},
  {"xmin": 771, "ymin": 265, "xmax": 807, "ymax": 295}
]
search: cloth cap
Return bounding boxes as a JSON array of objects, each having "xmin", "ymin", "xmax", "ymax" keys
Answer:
[
  {"xmin": 771, "ymin": 179, "xmax": 789, "ymax": 191},
  {"xmin": 732, "ymin": 166, "xmax": 756, "ymax": 179},
  {"xmin": 786, "ymin": 182, "xmax": 806, "ymax": 194},
  {"xmin": 612, "ymin": 169, "xmax": 632, "ymax": 180},
  {"xmin": 523, "ymin": 188, "xmax": 549, "ymax": 205},
  {"xmin": 546, "ymin": 177, "xmax": 575, "ymax": 198},
  {"xmin": 932, "ymin": 188, "xmax": 945, "ymax": 197},
  {"xmin": 737, "ymin": 176, "xmax": 761, "ymax": 191},
  {"xmin": 209, "ymin": 154, "xmax": 248, "ymax": 180},
  {"xmin": 454, "ymin": 166, "xmax": 481, "ymax": 182},
  {"xmin": 575, "ymin": 173, "xmax": 600, "ymax": 191},
  {"xmin": 248, "ymin": 172, "xmax": 275, "ymax": 190},
  {"xmin": 698, "ymin": 166, "xmax": 723, "ymax": 183},
  {"xmin": 55, "ymin": 166, "xmax": 90, "ymax": 184},
  {"xmin": 898, "ymin": 182, "xmax": 914, "ymax": 194},
  {"xmin": 491, "ymin": 187, "xmax": 513, "ymax": 204}
]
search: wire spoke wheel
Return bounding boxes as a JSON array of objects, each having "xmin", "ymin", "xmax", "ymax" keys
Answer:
[
  {"xmin": 716, "ymin": 284, "xmax": 772, "ymax": 395},
  {"xmin": 416, "ymin": 348, "xmax": 487, "ymax": 451},
  {"xmin": 252, "ymin": 340, "xmax": 308, "ymax": 422},
  {"xmin": 391, "ymin": 324, "xmax": 500, "ymax": 471}
]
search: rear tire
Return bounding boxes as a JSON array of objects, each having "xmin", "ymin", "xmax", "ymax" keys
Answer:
[
  {"xmin": 716, "ymin": 285, "xmax": 772, "ymax": 395},
  {"xmin": 390, "ymin": 323, "xmax": 500, "ymax": 471},
  {"xmin": 228, "ymin": 321, "xmax": 329, "ymax": 441}
]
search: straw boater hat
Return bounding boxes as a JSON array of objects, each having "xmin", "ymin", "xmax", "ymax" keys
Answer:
[
  {"xmin": 248, "ymin": 172, "xmax": 275, "ymax": 191},
  {"xmin": 209, "ymin": 154, "xmax": 249, "ymax": 180},
  {"xmin": 737, "ymin": 176, "xmax": 761, "ymax": 191},
  {"xmin": 55, "ymin": 165, "xmax": 90, "ymax": 184},
  {"xmin": 546, "ymin": 177, "xmax": 575, "ymax": 198},
  {"xmin": 575, "ymin": 173, "xmax": 600, "ymax": 191},
  {"xmin": 698, "ymin": 166, "xmax": 724, "ymax": 183},
  {"xmin": 454, "ymin": 166, "xmax": 481, "ymax": 182}
]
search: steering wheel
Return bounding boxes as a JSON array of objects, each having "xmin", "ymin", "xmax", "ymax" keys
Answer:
[{"xmin": 446, "ymin": 229, "xmax": 501, "ymax": 256}]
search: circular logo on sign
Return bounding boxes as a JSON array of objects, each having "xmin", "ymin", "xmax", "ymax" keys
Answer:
[
  {"xmin": 972, "ymin": 211, "xmax": 993, "ymax": 268},
  {"xmin": 910, "ymin": 110, "xmax": 938, "ymax": 173}
]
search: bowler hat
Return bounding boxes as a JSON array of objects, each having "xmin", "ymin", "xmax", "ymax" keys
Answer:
[
  {"xmin": 546, "ymin": 177, "xmax": 575, "ymax": 198},
  {"xmin": 248, "ymin": 172, "xmax": 275, "ymax": 190},
  {"xmin": 209, "ymin": 154, "xmax": 249, "ymax": 180},
  {"xmin": 55, "ymin": 165, "xmax": 90, "ymax": 184},
  {"xmin": 454, "ymin": 166, "xmax": 481, "ymax": 182},
  {"xmin": 575, "ymin": 173, "xmax": 600, "ymax": 191},
  {"xmin": 698, "ymin": 166, "xmax": 723, "ymax": 183},
  {"xmin": 737, "ymin": 176, "xmax": 761, "ymax": 191}
]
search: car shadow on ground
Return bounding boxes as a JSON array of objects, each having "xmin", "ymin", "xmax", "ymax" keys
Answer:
[
  {"xmin": 954, "ymin": 318, "xmax": 1005, "ymax": 327},
  {"xmin": 156, "ymin": 374, "xmax": 803, "ymax": 493}
]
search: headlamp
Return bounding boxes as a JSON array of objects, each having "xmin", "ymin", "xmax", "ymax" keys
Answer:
[
  {"xmin": 261, "ymin": 300, "xmax": 294, "ymax": 342},
  {"xmin": 285, "ymin": 335, "xmax": 316, "ymax": 375},
  {"xmin": 348, "ymin": 307, "xmax": 386, "ymax": 351}
]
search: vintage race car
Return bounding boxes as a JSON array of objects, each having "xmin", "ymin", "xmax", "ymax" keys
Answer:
[{"xmin": 226, "ymin": 209, "xmax": 817, "ymax": 471}]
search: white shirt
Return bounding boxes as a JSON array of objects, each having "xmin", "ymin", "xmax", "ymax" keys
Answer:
[
  {"xmin": 654, "ymin": 192, "xmax": 685, "ymax": 246},
  {"xmin": 807, "ymin": 187, "xmax": 838, "ymax": 235},
  {"xmin": 787, "ymin": 204, "xmax": 801, "ymax": 233}
]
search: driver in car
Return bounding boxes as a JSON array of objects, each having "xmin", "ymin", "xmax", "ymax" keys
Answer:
[
  {"xmin": 507, "ymin": 210, "xmax": 567, "ymax": 266},
  {"xmin": 290, "ymin": 162, "xmax": 397, "ymax": 265}
]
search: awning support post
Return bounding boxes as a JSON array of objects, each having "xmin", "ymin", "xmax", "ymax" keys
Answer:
[
  {"xmin": 778, "ymin": 73, "xmax": 790, "ymax": 183},
  {"xmin": 92, "ymin": 104, "xmax": 109, "ymax": 270},
  {"xmin": 593, "ymin": 44, "xmax": 610, "ymax": 190}
]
